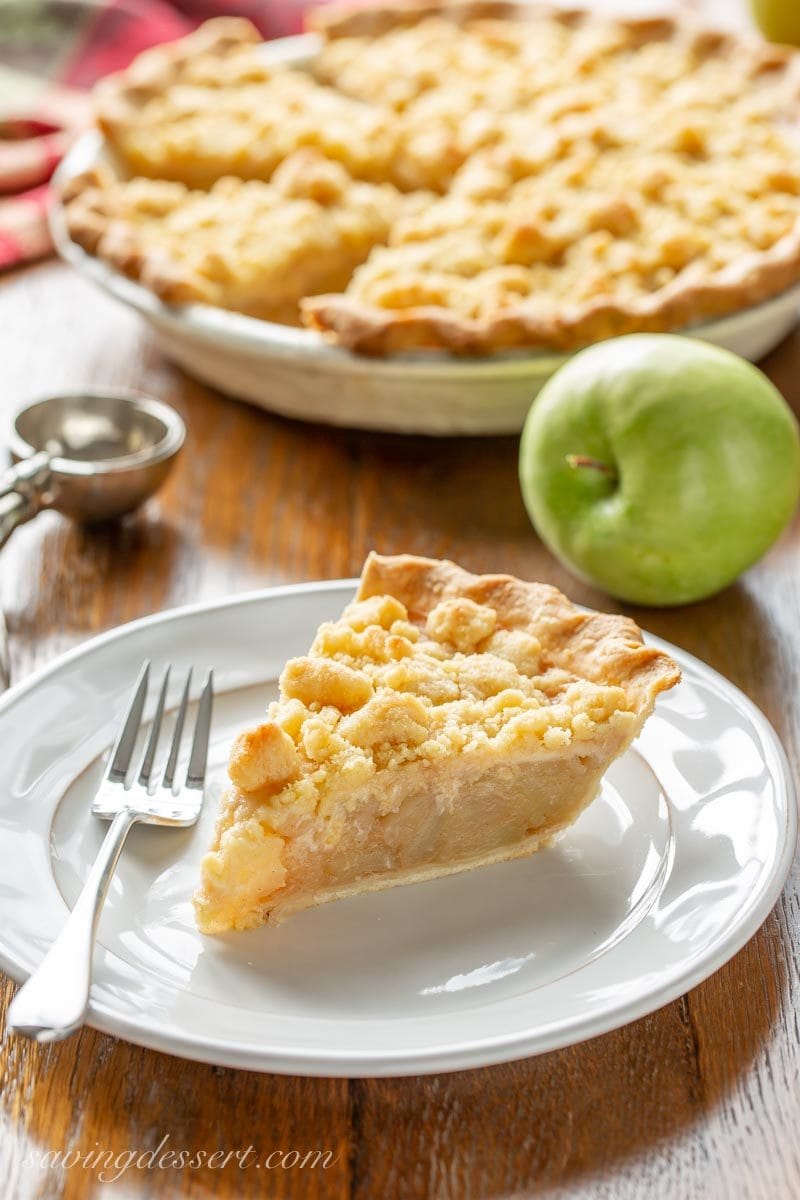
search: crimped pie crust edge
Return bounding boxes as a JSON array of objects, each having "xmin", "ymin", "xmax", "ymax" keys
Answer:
[
  {"xmin": 61, "ymin": 166, "xmax": 211, "ymax": 306},
  {"xmin": 357, "ymin": 552, "xmax": 681, "ymax": 708},
  {"xmin": 300, "ymin": 235, "xmax": 800, "ymax": 355}
]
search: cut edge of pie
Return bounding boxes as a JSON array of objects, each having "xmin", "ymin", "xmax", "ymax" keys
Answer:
[
  {"xmin": 60, "ymin": 154, "xmax": 409, "ymax": 320},
  {"xmin": 193, "ymin": 553, "xmax": 680, "ymax": 934}
]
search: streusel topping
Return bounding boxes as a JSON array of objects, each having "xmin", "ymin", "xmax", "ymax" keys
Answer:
[
  {"xmin": 313, "ymin": 14, "xmax": 800, "ymax": 191},
  {"xmin": 96, "ymin": 19, "xmax": 403, "ymax": 188},
  {"xmin": 228, "ymin": 591, "xmax": 636, "ymax": 845},
  {"xmin": 304, "ymin": 11, "xmax": 800, "ymax": 348},
  {"xmin": 331, "ymin": 132, "xmax": 800, "ymax": 326}
]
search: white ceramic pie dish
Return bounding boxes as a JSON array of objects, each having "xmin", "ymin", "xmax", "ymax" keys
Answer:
[{"xmin": 50, "ymin": 33, "xmax": 800, "ymax": 437}]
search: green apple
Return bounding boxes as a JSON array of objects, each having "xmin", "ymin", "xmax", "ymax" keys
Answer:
[
  {"xmin": 750, "ymin": 0, "xmax": 800, "ymax": 45},
  {"xmin": 519, "ymin": 334, "xmax": 800, "ymax": 607}
]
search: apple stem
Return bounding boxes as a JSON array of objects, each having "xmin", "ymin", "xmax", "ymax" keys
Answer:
[{"xmin": 565, "ymin": 453, "xmax": 618, "ymax": 482}]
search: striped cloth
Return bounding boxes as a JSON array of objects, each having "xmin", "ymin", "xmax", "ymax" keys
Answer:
[{"xmin": 0, "ymin": 0, "xmax": 313, "ymax": 269}]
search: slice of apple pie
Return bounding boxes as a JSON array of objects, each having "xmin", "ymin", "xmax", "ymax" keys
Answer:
[{"xmin": 194, "ymin": 554, "xmax": 679, "ymax": 932}]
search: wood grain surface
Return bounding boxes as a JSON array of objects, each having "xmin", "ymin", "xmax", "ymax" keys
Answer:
[{"xmin": 3, "ymin": 4, "xmax": 800, "ymax": 1198}]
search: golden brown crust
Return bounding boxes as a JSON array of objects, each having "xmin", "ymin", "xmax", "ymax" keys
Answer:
[
  {"xmin": 309, "ymin": 0, "xmax": 797, "ymax": 66},
  {"xmin": 60, "ymin": 168, "xmax": 110, "ymax": 254},
  {"xmin": 310, "ymin": 0, "xmax": 682, "ymax": 41},
  {"xmin": 62, "ymin": 167, "xmax": 202, "ymax": 303},
  {"xmin": 302, "ymin": 233, "xmax": 800, "ymax": 355},
  {"xmin": 61, "ymin": 166, "xmax": 213, "ymax": 304},
  {"xmin": 357, "ymin": 553, "xmax": 680, "ymax": 708}
]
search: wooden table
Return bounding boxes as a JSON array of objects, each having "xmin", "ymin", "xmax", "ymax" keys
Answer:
[{"xmin": 3, "ymin": 6, "xmax": 800, "ymax": 1197}]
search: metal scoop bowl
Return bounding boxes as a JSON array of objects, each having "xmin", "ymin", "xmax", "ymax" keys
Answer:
[{"xmin": 0, "ymin": 390, "xmax": 185, "ymax": 549}]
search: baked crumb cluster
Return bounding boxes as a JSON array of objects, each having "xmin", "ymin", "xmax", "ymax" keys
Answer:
[
  {"xmin": 228, "ymin": 591, "xmax": 635, "ymax": 845},
  {"xmin": 66, "ymin": 6, "xmax": 800, "ymax": 352}
]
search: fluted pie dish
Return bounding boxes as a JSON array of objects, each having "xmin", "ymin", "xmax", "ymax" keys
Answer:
[{"xmin": 194, "ymin": 554, "xmax": 680, "ymax": 932}]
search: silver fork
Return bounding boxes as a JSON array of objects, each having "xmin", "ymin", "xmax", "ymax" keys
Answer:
[{"xmin": 6, "ymin": 661, "xmax": 213, "ymax": 1043}]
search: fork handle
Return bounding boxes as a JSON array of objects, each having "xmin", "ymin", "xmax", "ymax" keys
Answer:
[{"xmin": 6, "ymin": 807, "xmax": 138, "ymax": 1042}]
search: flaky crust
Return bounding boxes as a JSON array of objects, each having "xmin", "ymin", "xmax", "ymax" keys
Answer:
[
  {"xmin": 357, "ymin": 553, "xmax": 680, "ymax": 710},
  {"xmin": 61, "ymin": 166, "xmax": 196, "ymax": 302},
  {"xmin": 310, "ymin": 0, "xmax": 686, "ymax": 40},
  {"xmin": 301, "ymin": 240, "xmax": 800, "ymax": 355}
]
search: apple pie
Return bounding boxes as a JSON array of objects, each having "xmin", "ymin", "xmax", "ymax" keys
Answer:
[
  {"xmin": 64, "ymin": 3, "xmax": 800, "ymax": 353},
  {"xmin": 194, "ymin": 554, "xmax": 679, "ymax": 932}
]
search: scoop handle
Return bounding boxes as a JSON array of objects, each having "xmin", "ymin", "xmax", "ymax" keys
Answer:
[
  {"xmin": 0, "ymin": 491, "xmax": 37, "ymax": 550},
  {"xmin": 0, "ymin": 452, "xmax": 53, "ymax": 550}
]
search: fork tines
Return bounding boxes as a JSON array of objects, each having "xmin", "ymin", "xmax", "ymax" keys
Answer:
[{"xmin": 105, "ymin": 662, "xmax": 213, "ymax": 798}]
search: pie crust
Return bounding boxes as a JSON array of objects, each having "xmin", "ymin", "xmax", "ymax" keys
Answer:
[
  {"xmin": 194, "ymin": 554, "xmax": 680, "ymax": 933},
  {"xmin": 65, "ymin": 4, "xmax": 800, "ymax": 354}
]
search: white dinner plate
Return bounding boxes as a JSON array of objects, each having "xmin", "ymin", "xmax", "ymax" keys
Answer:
[
  {"xmin": 0, "ymin": 580, "xmax": 795, "ymax": 1076},
  {"xmin": 49, "ymin": 33, "xmax": 800, "ymax": 436}
]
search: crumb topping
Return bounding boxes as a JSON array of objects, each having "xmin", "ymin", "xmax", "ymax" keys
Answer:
[
  {"xmin": 97, "ymin": 23, "xmax": 402, "ymax": 188},
  {"xmin": 231, "ymin": 591, "xmax": 636, "ymax": 843},
  {"xmin": 194, "ymin": 555, "xmax": 680, "ymax": 931}
]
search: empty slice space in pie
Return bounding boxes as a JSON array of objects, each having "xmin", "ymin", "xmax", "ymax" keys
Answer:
[{"xmin": 194, "ymin": 554, "xmax": 680, "ymax": 932}]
